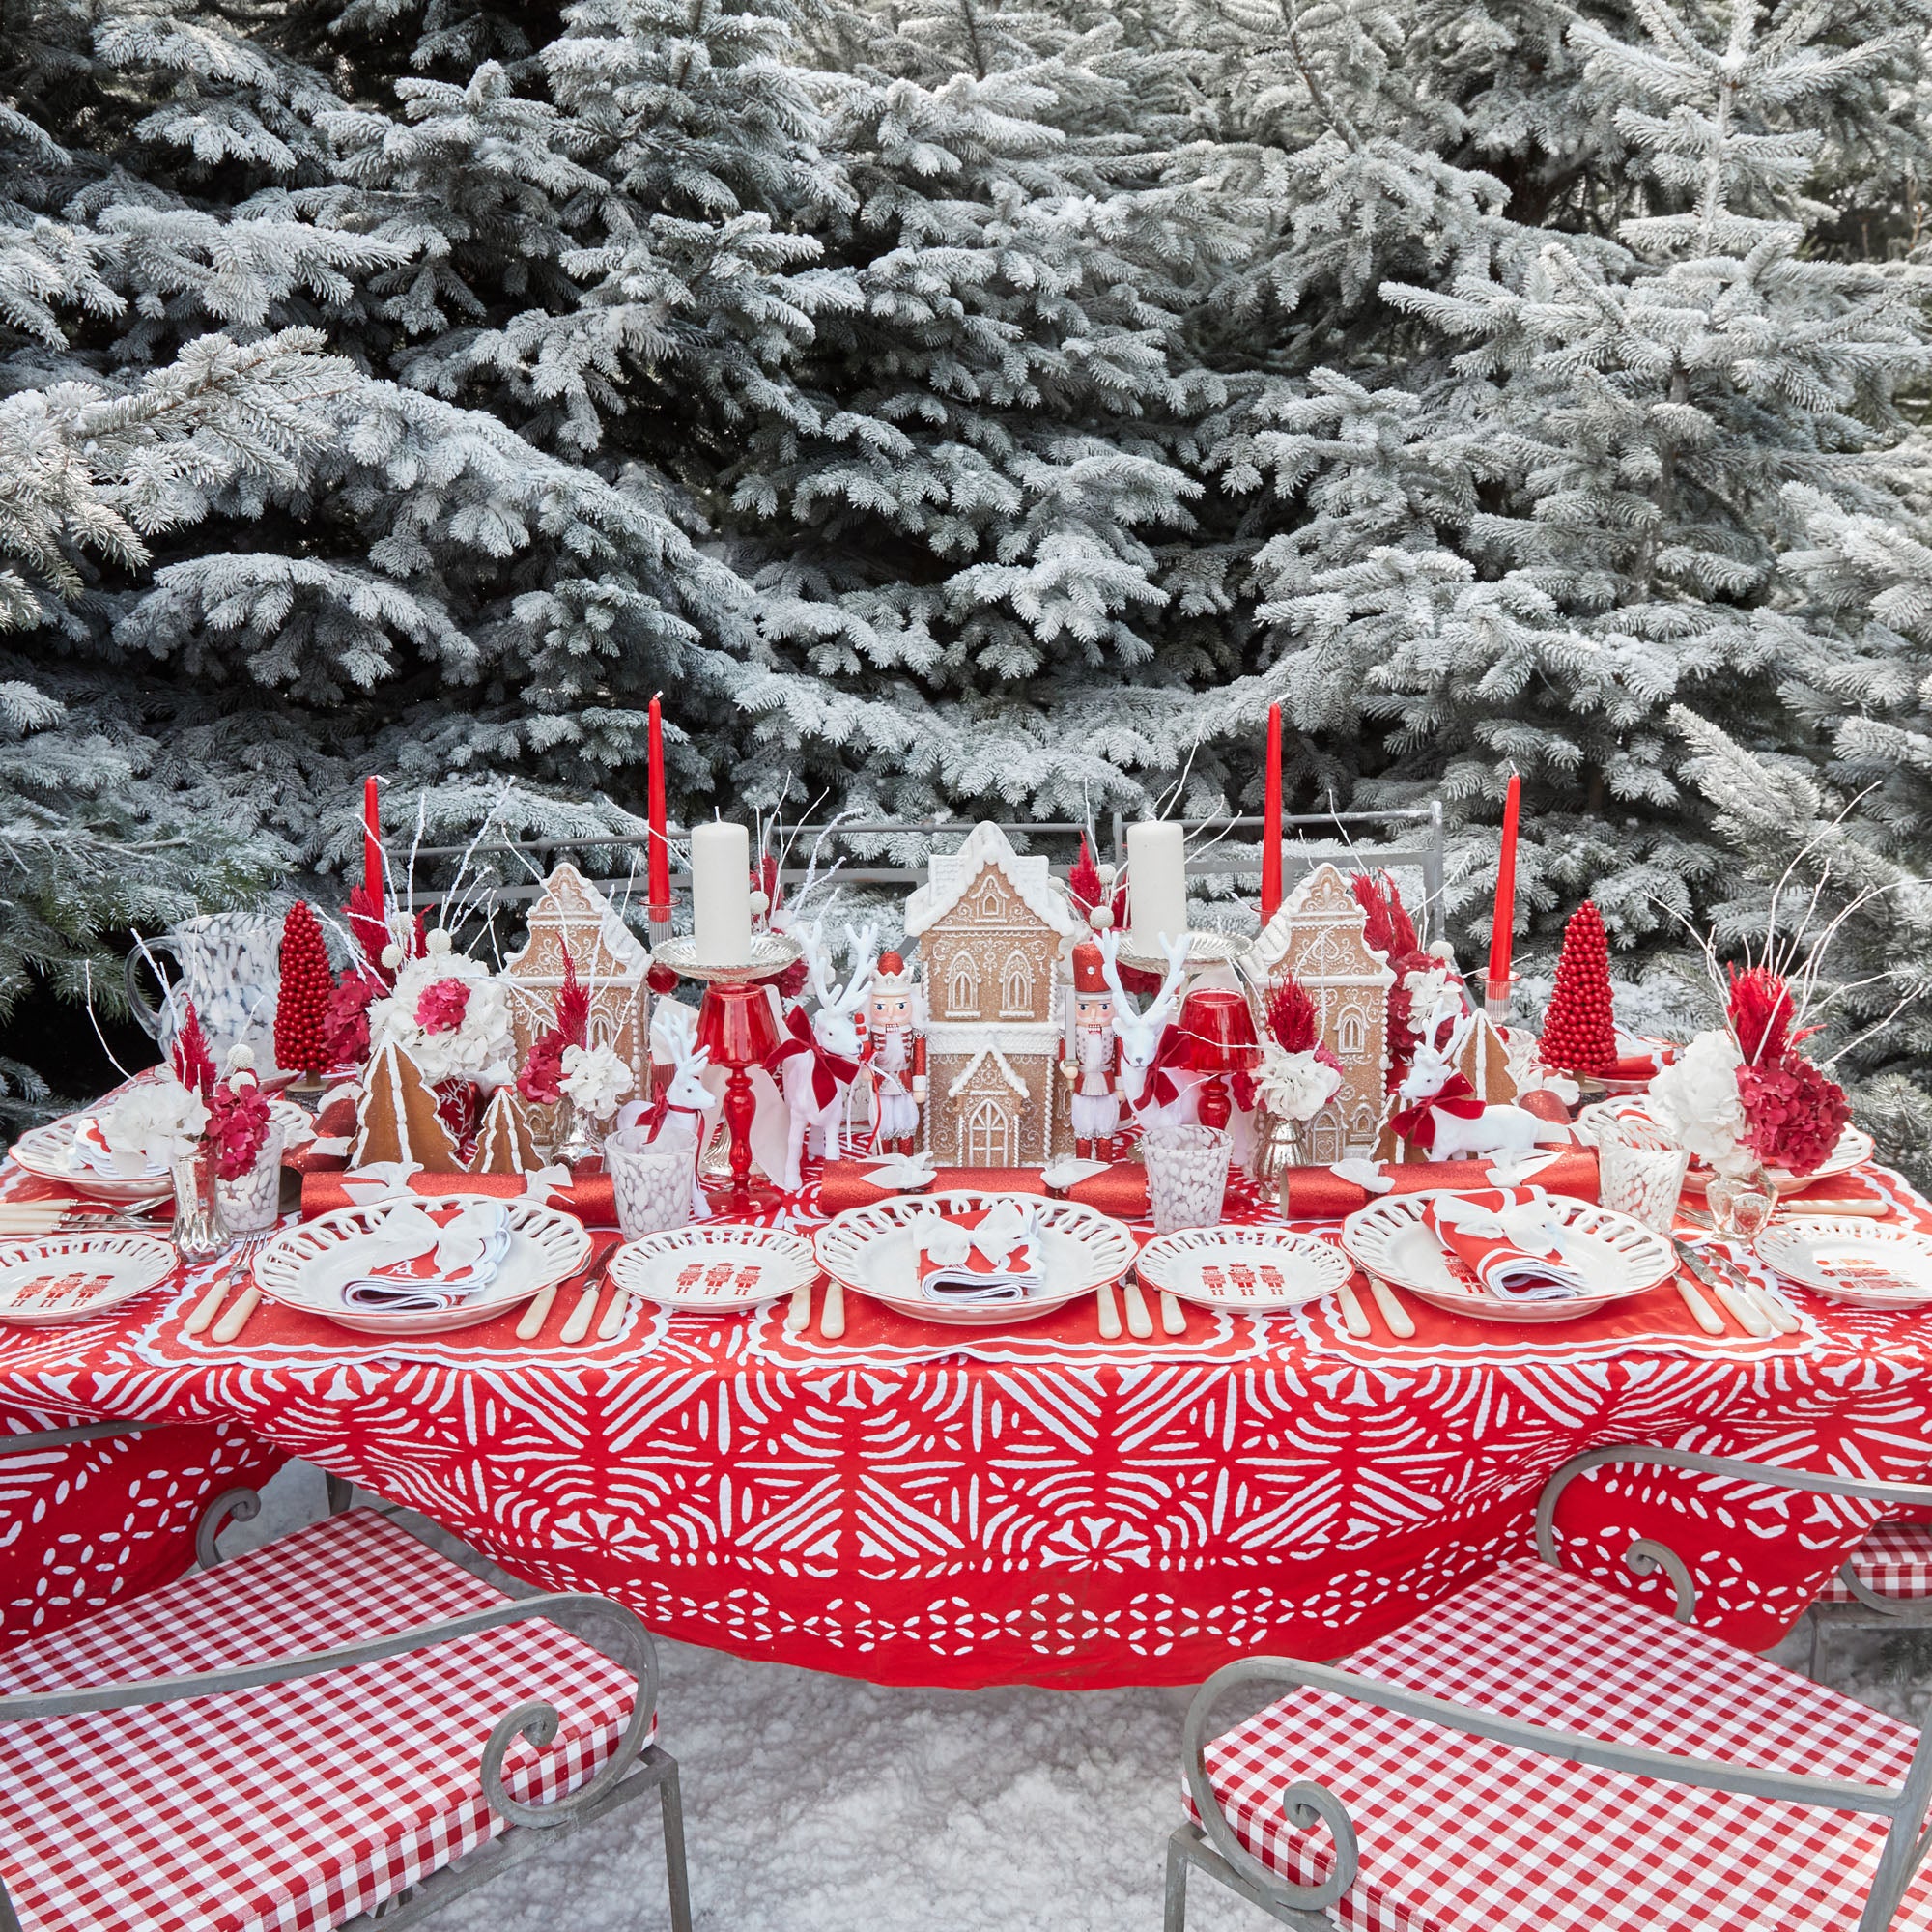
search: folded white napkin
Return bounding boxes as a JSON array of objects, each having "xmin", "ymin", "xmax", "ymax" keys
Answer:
[
  {"xmin": 915, "ymin": 1201, "xmax": 1043, "ymax": 1303},
  {"xmin": 338, "ymin": 1200, "xmax": 514, "ymax": 1311}
]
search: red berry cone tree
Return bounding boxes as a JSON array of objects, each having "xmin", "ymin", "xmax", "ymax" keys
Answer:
[
  {"xmin": 274, "ymin": 900, "xmax": 333, "ymax": 1077},
  {"xmin": 1539, "ymin": 901, "xmax": 1618, "ymax": 1073}
]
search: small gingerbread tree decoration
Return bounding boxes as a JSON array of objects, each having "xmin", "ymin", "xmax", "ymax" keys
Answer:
[
  {"xmin": 274, "ymin": 900, "xmax": 332, "ymax": 1078},
  {"xmin": 1539, "ymin": 901, "xmax": 1618, "ymax": 1074}
]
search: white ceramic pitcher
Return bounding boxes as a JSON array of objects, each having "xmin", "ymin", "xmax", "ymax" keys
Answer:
[{"xmin": 126, "ymin": 910, "xmax": 283, "ymax": 1066}]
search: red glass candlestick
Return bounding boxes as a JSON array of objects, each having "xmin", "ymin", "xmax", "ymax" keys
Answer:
[
  {"xmin": 694, "ymin": 980, "xmax": 782, "ymax": 1214},
  {"xmin": 1180, "ymin": 987, "xmax": 1261, "ymax": 1131}
]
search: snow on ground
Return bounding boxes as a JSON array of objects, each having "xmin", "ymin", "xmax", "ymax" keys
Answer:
[{"xmin": 238, "ymin": 1463, "xmax": 1932, "ymax": 1931}]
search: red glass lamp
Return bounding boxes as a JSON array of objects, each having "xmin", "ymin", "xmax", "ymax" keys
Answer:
[{"xmin": 1180, "ymin": 988, "xmax": 1261, "ymax": 1132}]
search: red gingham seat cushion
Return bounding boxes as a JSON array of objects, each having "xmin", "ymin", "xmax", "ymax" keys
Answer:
[
  {"xmin": 1186, "ymin": 1558, "xmax": 1932, "ymax": 1932},
  {"xmin": 0, "ymin": 1507, "xmax": 647, "ymax": 1932},
  {"xmin": 1817, "ymin": 1520, "xmax": 1932, "ymax": 1604}
]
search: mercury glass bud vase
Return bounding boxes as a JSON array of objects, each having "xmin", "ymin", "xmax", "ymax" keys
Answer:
[{"xmin": 170, "ymin": 1143, "xmax": 227, "ymax": 1261}]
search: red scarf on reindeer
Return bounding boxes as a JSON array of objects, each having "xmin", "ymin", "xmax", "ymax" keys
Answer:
[
  {"xmin": 1389, "ymin": 1069, "xmax": 1485, "ymax": 1151},
  {"xmin": 767, "ymin": 1005, "xmax": 861, "ymax": 1110}
]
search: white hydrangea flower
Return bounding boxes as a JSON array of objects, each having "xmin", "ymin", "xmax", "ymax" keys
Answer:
[
  {"xmin": 1646, "ymin": 1028, "xmax": 1748, "ymax": 1169},
  {"xmin": 1256, "ymin": 1044, "xmax": 1342, "ymax": 1122},
  {"xmin": 559, "ymin": 1041, "xmax": 635, "ymax": 1122},
  {"xmin": 103, "ymin": 1076, "xmax": 209, "ymax": 1173},
  {"xmin": 366, "ymin": 951, "xmax": 515, "ymax": 1087}
]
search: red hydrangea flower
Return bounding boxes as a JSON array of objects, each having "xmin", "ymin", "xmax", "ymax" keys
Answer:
[
  {"xmin": 518, "ymin": 1031, "xmax": 568, "ymax": 1107},
  {"xmin": 207, "ymin": 1081, "xmax": 271, "ymax": 1180},
  {"xmin": 1737, "ymin": 1055, "xmax": 1851, "ymax": 1177},
  {"xmin": 322, "ymin": 970, "xmax": 382, "ymax": 1065},
  {"xmin": 414, "ymin": 978, "xmax": 471, "ymax": 1035}
]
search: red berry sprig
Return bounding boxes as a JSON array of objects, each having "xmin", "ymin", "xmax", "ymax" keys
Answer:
[
  {"xmin": 1539, "ymin": 900, "xmax": 1618, "ymax": 1074},
  {"xmin": 274, "ymin": 900, "xmax": 333, "ymax": 1077}
]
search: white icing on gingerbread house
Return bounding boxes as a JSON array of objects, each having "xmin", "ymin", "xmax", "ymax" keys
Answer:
[
  {"xmin": 1251, "ymin": 863, "xmax": 1395, "ymax": 1161},
  {"xmin": 501, "ymin": 864, "xmax": 649, "ymax": 1094},
  {"xmin": 904, "ymin": 822, "xmax": 1085, "ymax": 1166}
]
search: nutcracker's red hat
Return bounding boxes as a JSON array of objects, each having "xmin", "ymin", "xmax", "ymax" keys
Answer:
[
  {"xmin": 872, "ymin": 950, "xmax": 913, "ymax": 993},
  {"xmin": 1071, "ymin": 939, "xmax": 1107, "ymax": 995}
]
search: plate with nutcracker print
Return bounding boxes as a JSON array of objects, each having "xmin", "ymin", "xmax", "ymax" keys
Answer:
[
  {"xmin": 0, "ymin": 1232, "xmax": 177, "ymax": 1326},
  {"xmin": 1755, "ymin": 1220, "xmax": 1932, "ymax": 1309},
  {"xmin": 1135, "ymin": 1227, "xmax": 1351, "ymax": 1313},
  {"xmin": 610, "ymin": 1226, "xmax": 817, "ymax": 1312}
]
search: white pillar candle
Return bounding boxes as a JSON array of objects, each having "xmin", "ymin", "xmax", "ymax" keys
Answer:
[
  {"xmin": 691, "ymin": 820, "xmax": 753, "ymax": 966},
  {"xmin": 1127, "ymin": 820, "xmax": 1188, "ymax": 949}
]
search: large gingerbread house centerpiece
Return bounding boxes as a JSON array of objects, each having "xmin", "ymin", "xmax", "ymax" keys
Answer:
[
  {"xmin": 904, "ymin": 821, "xmax": 1085, "ymax": 1166},
  {"xmin": 1253, "ymin": 862, "xmax": 1395, "ymax": 1161},
  {"xmin": 500, "ymin": 864, "xmax": 651, "ymax": 1113}
]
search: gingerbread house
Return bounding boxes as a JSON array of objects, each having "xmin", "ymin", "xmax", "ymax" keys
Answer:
[
  {"xmin": 500, "ymin": 865, "xmax": 650, "ymax": 1137},
  {"xmin": 903, "ymin": 822, "xmax": 1086, "ymax": 1166},
  {"xmin": 1252, "ymin": 863, "xmax": 1395, "ymax": 1161}
]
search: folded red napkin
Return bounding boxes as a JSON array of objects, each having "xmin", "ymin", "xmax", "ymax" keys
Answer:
[
  {"xmin": 1281, "ymin": 1149, "xmax": 1600, "ymax": 1219},
  {"xmin": 302, "ymin": 1168, "xmax": 617, "ymax": 1227},
  {"xmin": 1419, "ymin": 1188, "xmax": 1592, "ymax": 1300}
]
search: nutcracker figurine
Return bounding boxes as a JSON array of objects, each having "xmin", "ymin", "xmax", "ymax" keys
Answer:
[
  {"xmin": 867, "ymin": 952, "xmax": 926, "ymax": 1154},
  {"xmin": 1062, "ymin": 939, "xmax": 1122, "ymax": 1159}
]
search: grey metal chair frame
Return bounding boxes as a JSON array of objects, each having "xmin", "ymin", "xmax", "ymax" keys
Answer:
[
  {"xmin": 1166, "ymin": 1442, "xmax": 1932, "ymax": 1932},
  {"xmin": 0, "ymin": 1423, "xmax": 692, "ymax": 1932}
]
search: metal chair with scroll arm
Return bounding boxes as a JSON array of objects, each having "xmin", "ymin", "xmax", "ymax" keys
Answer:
[
  {"xmin": 0, "ymin": 1421, "xmax": 693, "ymax": 1932},
  {"xmin": 1165, "ymin": 1441, "xmax": 1932, "ymax": 1932}
]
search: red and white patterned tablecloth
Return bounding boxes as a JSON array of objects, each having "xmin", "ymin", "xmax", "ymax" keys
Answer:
[{"xmin": 3, "ymin": 1162, "xmax": 1932, "ymax": 1686}]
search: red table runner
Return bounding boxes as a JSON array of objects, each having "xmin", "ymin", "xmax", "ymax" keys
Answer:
[{"xmin": 3, "ymin": 1159, "xmax": 1931, "ymax": 1685}]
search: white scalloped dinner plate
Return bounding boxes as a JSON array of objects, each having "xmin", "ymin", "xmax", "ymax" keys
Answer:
[
  {"xmin": 610, "ymin": 1226, "xmax": 816, "ymax": 1311},
  {"xmin": 1340, "ymin": 1190, "xmax": 1675, "ymax": 1323},
  {"xmin": 253, "ymin": 1195, "xmax": 590, "ymax": 1337},
  {"xmin": 0, "ymin": 1233, "xmax": 177, "ymax": 1325},
  {"xmin": 8, "ymin": 1116, "xmax": 174, "ymax": 1205},
  {"xmin": 1756, "ymin": 1220, "xmax": 1932, "ymax": 1308},
  {"xmin": 1575, "ymin": 1102, "xmax": 1873, "ymax": 1196},
  {"xmin": 814, "ymin": 1190, "xmax": 1137, "ymax": 1327},
  {"xmin": 1135, "ymin": 1227, "xmax": 1351, "ymax": 1312}
]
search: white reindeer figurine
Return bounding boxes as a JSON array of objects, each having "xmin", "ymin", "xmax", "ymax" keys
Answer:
[
  {"xmin": 1097, "ymin": 930, "xmax": 1196, "ymax": 1126},
  {"xmin": 613, "ymin": 1000, "xmax": 722, "ymax": 1219},
  {"xmin": 776, "ymin": 921, "xmax": 877, "ymax": 1191},
  {"xmin": 1395, "ymin": 993, "xmax": 1569, "ymax": 1163}
]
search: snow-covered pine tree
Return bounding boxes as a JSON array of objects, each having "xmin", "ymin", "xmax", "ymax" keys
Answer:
[{"xmin": 1183, "ymin": 0, "xmax": 1932, "ymax": 970}]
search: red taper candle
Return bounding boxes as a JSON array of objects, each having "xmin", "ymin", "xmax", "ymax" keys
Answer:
[
  {"xmin": 646, "ymin": 695, "xmax": 671, "ymax": 916},
  {"xmin": 1261, "ymin": 703, "xmax": 1284, "ymax": 922},
  {"xmin": 1487, "ymin": 771, "xmax": 1520, "ymax": 988},
  {"xmin": 361, "ymin": 776, "xmax": 383, "ymax": 906}
]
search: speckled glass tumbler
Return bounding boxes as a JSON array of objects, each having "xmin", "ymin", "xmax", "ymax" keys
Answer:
[
  {"xmin": 607, "ymin": 1123, "xmax": 697, "ymax": 1238},
  {"xmin": 1142, "ymin": 1123, "xmax": 1232, "ymax": 1233}
]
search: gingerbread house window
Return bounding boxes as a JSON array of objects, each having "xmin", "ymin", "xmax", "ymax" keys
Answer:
[
  {"xmin": 1310, "ymin": 1105, "xmax": 1343, "ymax": 1163},
  {"xmin": 999, "ymin": 948, "xmax": 1033, "ymax": 1017},
  {"xmin": 961, "ymin": 1095, "xmax": 1014, "ymax": 1167},
  {"xmin": 971, "ymin": 876, "xmax": 1007, "ymax": 922},
  {"xmin": 1338, "ymin": 1009, "xmax": 1367, "ymax": 1058},
  {"xmin": 947, "ymin": 949, "xmax": 980, "ymax": 1017}
]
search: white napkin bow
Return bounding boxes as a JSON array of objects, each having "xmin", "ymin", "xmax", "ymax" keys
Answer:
[{"xmin": 866, "ymin": 1151, "xmax": 937, "ymax": 1191}]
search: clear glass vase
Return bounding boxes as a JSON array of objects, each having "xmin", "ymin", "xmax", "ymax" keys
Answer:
[
  {"xmin": 1708, "ymin": 1161, "xmax": 1778, "ymax": 1246},
  {"xmin": 170, "ymin": 1144, "xmax": 227, "ymax": 1261}
]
